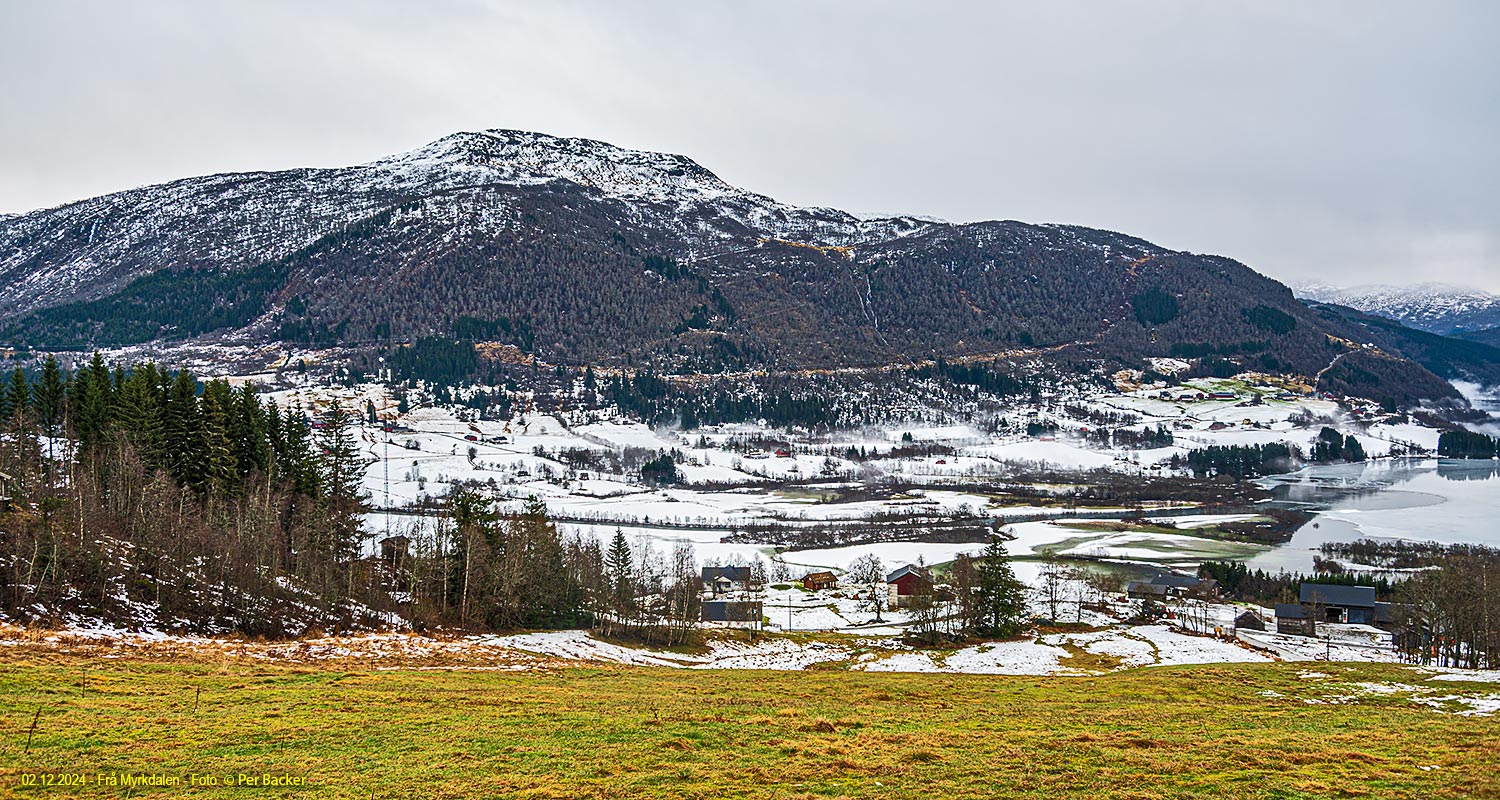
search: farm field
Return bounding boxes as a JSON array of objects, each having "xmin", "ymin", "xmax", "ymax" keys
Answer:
[{"xmin": 2, "ymin": 652, "xmax": 1497, "ymax": 799}]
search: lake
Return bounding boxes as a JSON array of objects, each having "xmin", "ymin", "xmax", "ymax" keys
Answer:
[{"xmin": 1246, "ymin": 458, "xmax": 1500, "ymax": 573}]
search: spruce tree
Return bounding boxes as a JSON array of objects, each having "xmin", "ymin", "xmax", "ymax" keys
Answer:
[
  {"xmin": 114, "ymin": 367, "xmax": 164, "ymax": 469},
  {"xmin": 70, "ymin": 352, "xmax": 115, "ymax": 453},
  {"xmin": 229, "ymin": 385, "xmax": 270, "ymax": 478},
  {"xmin": 278, "ymin": 404, "xmax": 321, "ymax": 497},
  {"xmin": 514, "ymin": 496, "xmax": 572, "ymax": 628},
  {"xmin": 974, "ymin": 537, "xmax": 1030, "ymax": 638},
  {"xmin": 317, "ymin": 400, "xmax": 367, "ymax": 561},
  {"xmin": 162, "ymin": 370, "xmax": 206, "ymax": 488},
  {"xmin": 602, "ymin": 528, "xmax": 634, "ymax": 629},
  {"xmin": 33, "ymin": 356, "xmax": 67, "ymax": 437},
  {"xmin": 33, "ymin": 356, "xmax": 68, "ymax": 485},
  {"xmin": 3, "ymin": 368, "xmax": 27, "ymax": 424},
  {"xmin": 200, "ymin": 388, "xmax": 238, "ymax": 495}
]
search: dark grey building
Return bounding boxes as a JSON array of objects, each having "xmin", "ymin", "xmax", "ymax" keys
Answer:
[
  {"xmin": 700, "ymin": 600, "xmax": 763, "ymax": 629},
  {"xmin": 1275, "ymin": 603, "xmax": 1316, "ymax": 636},
  {"xmin": 1299, "ymin": 583, "xmax": 1377, "ymax": 625}
]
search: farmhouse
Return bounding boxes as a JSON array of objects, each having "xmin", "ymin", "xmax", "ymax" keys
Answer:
[
  {"xmin": 1127, "ymin": 574, "xmax": 1219, "ymax": 601},
  {"xmin": 1125, "ymin": 581, "xmax": 1169, "ymax": 601},
  {"xmin": 886, "ymin": 565, "xmax": 933, "ymax": 607},
  {"xmin": 703, "ymin": 565, "xmax": 756, "ymax": 596},
  {"xmin": 800, "ymin": 571, "xmax": 838, "ymax": 591}
]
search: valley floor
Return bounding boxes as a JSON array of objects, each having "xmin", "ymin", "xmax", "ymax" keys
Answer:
[{"xmin": 0, "ymin": 650, "xmax": 1495, "ymax": 799}]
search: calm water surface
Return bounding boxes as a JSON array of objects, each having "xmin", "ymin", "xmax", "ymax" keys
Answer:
[{"xmin": 1245, "ymin": 458, "xmax": 1500, "ymax": 573}]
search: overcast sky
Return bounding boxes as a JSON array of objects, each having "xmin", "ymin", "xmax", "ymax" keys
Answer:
[{"xmin": 3, "ymin": 1, "xmax": 1496, "ymax": 291}]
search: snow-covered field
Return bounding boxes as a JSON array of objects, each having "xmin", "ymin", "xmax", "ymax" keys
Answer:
[
  {"xmin": 270, "ymin": 375, "xmax": 1451, "ymax": 538},
  {"xmin": 301, "ymin": 375, "xmax": 1500, "ymax": 601},
  {"xmin": 15, "ymin": 618, "xmax": 1499, "ymax": 694}
]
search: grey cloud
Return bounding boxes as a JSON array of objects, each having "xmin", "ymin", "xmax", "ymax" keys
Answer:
[{"xmin": 1, "ymin": 0, "xmax": 1495, "ymax": 290}]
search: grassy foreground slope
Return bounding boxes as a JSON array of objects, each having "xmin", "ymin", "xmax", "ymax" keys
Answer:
[{"xmin": 1, "ymin": 655, "xmax": 1495, "ymax": 799}]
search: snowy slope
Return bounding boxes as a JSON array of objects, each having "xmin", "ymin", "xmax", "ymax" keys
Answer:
[
  {"xmin": 0, "ymin": 129, "xmax": 931, "ymax": 318},
  {"xmin": 1295, "ymin": 282, "xmax": 1500, "ymax": 335}
]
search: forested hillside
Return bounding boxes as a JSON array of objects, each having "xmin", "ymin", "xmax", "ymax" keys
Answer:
[
  {"xmin": 0, "ymin": 356, "xmax": 633, "ymax": 636},
  {"xmin": 0, "ymin": 130, "xmax": 1493, "ymax": 409}
]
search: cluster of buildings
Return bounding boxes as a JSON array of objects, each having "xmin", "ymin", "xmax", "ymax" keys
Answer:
[
  {"xmin": 1125, "ymin": 575, "xmax": 1397, "ymax": 640},
  {"xmin": 698, "ymin": 562, "xmax": 936, "ymax": 629}
]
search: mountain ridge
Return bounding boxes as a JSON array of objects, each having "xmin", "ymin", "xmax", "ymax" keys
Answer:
[
  {"xmin": 1294, "ymin": 281, "xmax": 1500, "ymax": 336},
  {"xmin": 0, "ymin": 130, "xmax": 1493, "ymax": 409}
]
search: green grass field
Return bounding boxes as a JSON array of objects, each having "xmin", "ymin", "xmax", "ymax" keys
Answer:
[{"xmin": 2, "ymin": 654, "xmax": 1495, "ymax": 799}]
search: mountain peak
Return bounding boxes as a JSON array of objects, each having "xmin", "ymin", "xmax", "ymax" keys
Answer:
[{"xmin": 369, "ymin": 129, "xmax": 739, "ymax": 203}]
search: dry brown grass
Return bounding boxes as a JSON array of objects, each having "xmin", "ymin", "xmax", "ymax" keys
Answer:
[{"xmin": 0, "ymin": 643, "xmax": 1495, "ymax": 798}]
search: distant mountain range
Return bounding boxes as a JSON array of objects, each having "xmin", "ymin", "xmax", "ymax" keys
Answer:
[
  {"xmin": 1294, "ymin": 282, "xmax": 1500, "ymax": 338},
  {"xmin": 1, "ymin": 129, "xmax": 1496, "ymax": 407}
]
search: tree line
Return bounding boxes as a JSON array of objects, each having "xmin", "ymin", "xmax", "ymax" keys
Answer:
[
  {"xmin": 1437, "ymin": 430, "xmax": 1498, "ymax": 459},
  {"xmin": 1173, "ymin": 443, "xmax": 1301, "ymax": 479},
  {"xmin": 0, "ymin": 354, "xmax": 371, "ymax": 635}
]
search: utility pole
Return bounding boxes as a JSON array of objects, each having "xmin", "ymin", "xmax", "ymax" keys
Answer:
[{"xmin": 383, "ymin": 412, "xmax": 391, "ymax": 540}]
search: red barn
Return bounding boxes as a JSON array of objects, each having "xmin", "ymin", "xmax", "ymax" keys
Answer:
[{"xmin": 886, "ymin": 565, "xmax": 933, "ymax": 607}]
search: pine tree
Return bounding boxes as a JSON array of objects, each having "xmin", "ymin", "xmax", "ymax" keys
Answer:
[{"xmin": 973, "ymin": 537, "xmax": 1029, "ymax": 638}]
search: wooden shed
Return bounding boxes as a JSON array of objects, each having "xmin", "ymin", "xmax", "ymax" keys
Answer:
[
  {"xmin": 1234, "ymin": 609, "xmax": 1266, "ymax": 632},
  {"xmin": 801, "ymin": 571, "xmax": 838, "ymax": 591},
  {"xmin": 1275, "ymin": 603, "xmax": 1317, "ymax": 636}
]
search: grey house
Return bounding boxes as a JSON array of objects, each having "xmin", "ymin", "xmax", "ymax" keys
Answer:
[{"xmin": 1126, "ymin": 574, "xmax": 1219, "ymax": 601}]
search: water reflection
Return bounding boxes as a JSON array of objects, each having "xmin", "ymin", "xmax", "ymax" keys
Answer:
[
  {"xmin": 1244, "ymin": 458, "xmax": 1500, "ymax": 574},
  {"xmin": 1436, "ymin": 459, "xmax": 1500, "ymax": 481}
]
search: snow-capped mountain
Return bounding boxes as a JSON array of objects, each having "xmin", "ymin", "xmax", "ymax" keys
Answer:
[
  {"xmin": 0, "ymin": 128, "xmax": 1494, "ymax": 408},
  {"xmin": 0, "ymin": 130, "xmax": 932, "ymax": 319},
  {"xmin": 1294, "ymin": 282, "xmax": 1500, "ymax": 337}
]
